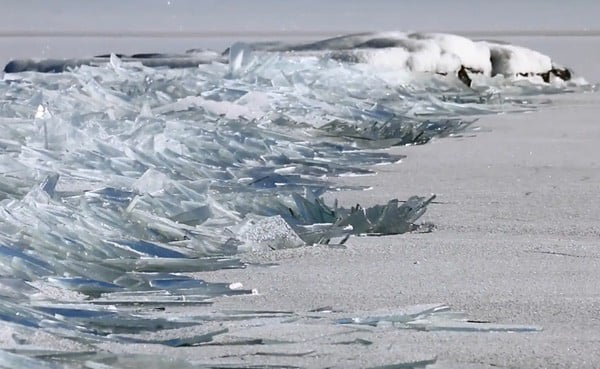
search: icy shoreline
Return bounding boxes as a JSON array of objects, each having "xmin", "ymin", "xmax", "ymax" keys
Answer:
[{"xmin": 0, "ymin": 29, "xmax": 596, "ymax": 365}]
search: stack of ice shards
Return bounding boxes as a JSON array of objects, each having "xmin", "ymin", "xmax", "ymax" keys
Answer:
[{"xmin": 0, "ymin": 36, "xmax": 590, "ymax": 367}]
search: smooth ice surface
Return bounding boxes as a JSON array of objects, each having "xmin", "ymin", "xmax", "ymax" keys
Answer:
[{"xmin": 0, "ymin": 33, "xmax": 593, "ymax": 368}]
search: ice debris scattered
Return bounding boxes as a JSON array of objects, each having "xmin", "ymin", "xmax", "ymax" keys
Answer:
[{"xmin": 0, "ymin": 303, "xmax": 540, "ymax": 368}]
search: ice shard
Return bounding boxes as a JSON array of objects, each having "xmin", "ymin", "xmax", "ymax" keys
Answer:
[{"xmin": 334, "ymin": 304, "xmax": 542, "ymax": 332}]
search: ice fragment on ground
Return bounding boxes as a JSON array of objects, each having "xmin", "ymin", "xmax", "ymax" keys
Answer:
[{"xmin": 335, "ymin": 304, "xmax": 541, "ymax": 332}]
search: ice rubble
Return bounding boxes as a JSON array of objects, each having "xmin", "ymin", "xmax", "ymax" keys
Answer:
[{"xmin": 0, "ymin": 33, "xmax": 589, "ymax": 367}]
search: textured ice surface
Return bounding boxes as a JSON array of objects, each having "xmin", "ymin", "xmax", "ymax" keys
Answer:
[{"xmin": 0, "ymin": 34, "xmax": 590, "ymax": 367}]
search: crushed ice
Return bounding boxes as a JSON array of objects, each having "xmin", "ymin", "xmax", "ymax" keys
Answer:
[{"xmin": 0, "ymin": 33, "xmax": 592, "ymax": 368}]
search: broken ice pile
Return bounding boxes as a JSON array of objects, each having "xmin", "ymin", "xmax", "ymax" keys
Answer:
[{"xmin": 0, "ymin": 32, "xmax": 589, "ymax": 366}]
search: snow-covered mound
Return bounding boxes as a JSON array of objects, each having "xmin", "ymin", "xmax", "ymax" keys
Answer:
[
  {"xmin": 481, "ymin": 40, "xmax": 571, "ymax": 82},
  {"xmin": 4, "ymin": 32, "xmax": 578, "ymax": 87},
  {"xmin": 245, "ymin": 32, "xmax": 574, "ymax": 86}
]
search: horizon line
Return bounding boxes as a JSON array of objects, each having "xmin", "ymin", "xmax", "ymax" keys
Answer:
[{"xmin": 1, "ymin": 29, "xmax": 600, "ymax": 38}]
